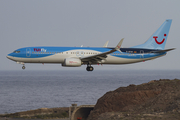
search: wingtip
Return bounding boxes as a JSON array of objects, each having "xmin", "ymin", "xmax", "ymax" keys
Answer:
[{"xmin": 103, "ymin": 41, "xmax": 109, "ymax": 47}]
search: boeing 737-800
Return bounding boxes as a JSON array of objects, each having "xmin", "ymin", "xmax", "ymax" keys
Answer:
[{"xmin": 7, "ymin": 19, "xmax": 175, "ymax": 71}]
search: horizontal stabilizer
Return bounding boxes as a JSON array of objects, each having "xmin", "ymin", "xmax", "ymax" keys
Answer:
[{"xmin": 152, "ymin": 48, "xmax": 175, "ymax": 53}]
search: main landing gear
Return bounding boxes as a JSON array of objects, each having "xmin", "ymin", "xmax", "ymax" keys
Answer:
[
  {"xmin": 86, "ymin": 64, "xmax": 94, "ymax": 71},
  {"xmin": 22, "ymin": 65, "xmax": 25, "ymax": 70}
]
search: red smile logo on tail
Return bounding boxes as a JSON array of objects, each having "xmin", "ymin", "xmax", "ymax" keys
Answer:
[{"xmin": 153, "ymin": 34, "xmax": 166, "ymax": 45}]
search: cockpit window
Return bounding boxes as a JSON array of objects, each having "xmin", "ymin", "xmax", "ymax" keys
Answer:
[{"xmin": 13, "ymin": 51, "xmax": 20, "ymax": 53}]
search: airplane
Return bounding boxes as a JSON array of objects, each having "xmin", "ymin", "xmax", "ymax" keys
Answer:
[{"xmin": 7, "ymin": 19, "xmax": 175, "ymax": 71}]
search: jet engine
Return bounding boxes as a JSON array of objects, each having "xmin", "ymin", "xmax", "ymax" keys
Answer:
[{"xmin": 62, "ymin": 58, "xmax": 82, "ymax": 67}]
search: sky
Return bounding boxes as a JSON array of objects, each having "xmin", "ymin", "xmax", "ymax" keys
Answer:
[{"xmin": 0, "ymin": 0, "xmax": 180, "ymax": 71}]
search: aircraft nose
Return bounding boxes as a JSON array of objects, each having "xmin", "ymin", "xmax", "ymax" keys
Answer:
[
  {"xmin": 7, "ymin": 56, "xmax": 10, "ymax": 59},
  {"xmin": 7, "ymin": 55, "xmax": 12, "ymax": 60},
  {"xmin": 6, "ymin": 55, "xmax": 15, "ymax": 61}
]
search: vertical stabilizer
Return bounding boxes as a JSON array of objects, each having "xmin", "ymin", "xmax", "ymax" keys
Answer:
[{"xmin": 132, "ymin": 19, "xmax": 172, "ymax": 50}]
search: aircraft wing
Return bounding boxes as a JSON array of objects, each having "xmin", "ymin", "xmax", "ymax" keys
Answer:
[
  {"xmin": 151, "ymin": 48, "xmax": 175, "ymax": 53},
  {"xmin": 81, "ymin": 38, "xmax": 124, "ymax": 63}
]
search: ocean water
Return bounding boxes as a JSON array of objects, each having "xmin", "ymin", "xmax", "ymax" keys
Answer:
[{"xmin": 0, "ymin": 70, "xmax": 180, "ymax": 114}]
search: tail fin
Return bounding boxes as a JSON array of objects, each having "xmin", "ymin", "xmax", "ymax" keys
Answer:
[{"xmin": 132, "ymin": 19, "xmax": 172, "ymax": 50}]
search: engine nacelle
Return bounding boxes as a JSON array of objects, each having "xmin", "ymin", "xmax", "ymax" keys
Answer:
[{"xmin": 62, "ymin": 58, "xmax": 82, "ymax": 67}]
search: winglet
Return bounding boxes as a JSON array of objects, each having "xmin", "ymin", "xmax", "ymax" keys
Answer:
[
  {"xmin": 115, "ymin": 38, "xmax": 124, "ymax": 52},
  {"xmin": 103, "ymin": 41, "xmax": 109, "ymax": 47}
]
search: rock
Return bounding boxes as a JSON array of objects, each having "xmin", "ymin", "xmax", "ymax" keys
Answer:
[{"xmin": 87, "ymin": 79, "xmax": 180, "ymax": 120}]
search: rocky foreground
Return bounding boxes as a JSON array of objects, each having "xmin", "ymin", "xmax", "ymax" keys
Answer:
[{"xmin": 87, "ymin": 79, "xmax": 180, "ymax": 120}]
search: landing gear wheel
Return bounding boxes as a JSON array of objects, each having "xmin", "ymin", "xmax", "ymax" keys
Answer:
[
  {"xmin": 22, "ymin": 66, "xmax": 25, "ymax": 70},
  {"xmin": 86, "ymin": 66, "xmax": 94, "ymax": 71},
  {"xmin": 89, "ymin": 66, "xmax": 94, "ymax": 71}
]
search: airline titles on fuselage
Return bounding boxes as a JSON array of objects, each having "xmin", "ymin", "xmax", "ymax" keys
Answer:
[{"xmin": 34, "ymin": 48, "xmax": 47, "ymax": 52}]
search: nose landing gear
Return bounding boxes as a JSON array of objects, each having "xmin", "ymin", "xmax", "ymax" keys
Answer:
[{"xmin": 16, "ymin": 62, "xmax": 25, "ymax": 70}]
